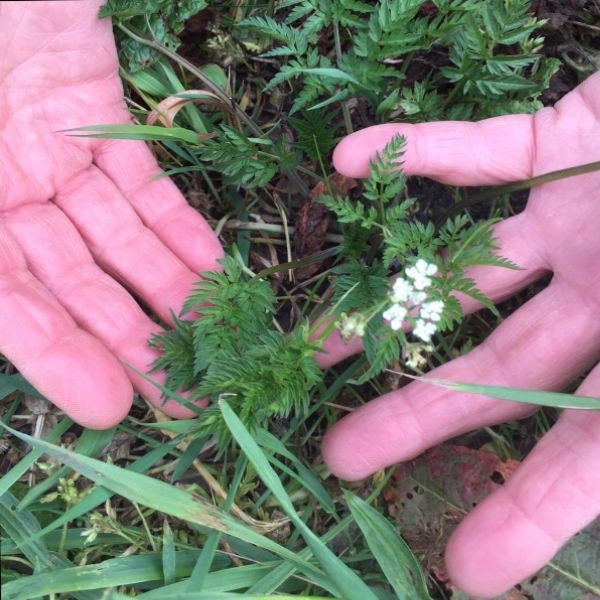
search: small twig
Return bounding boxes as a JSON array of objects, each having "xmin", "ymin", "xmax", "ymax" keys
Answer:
[
  {"xmin": 440, "ymin": 160, "xmax": 600, "ymax": 224},
  {"xmin": 223, "ymin": 219, "xmax": 343, "ymax": 243}
]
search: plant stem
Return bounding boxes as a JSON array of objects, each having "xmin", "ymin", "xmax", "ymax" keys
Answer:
[
  {"xmin": 441, "ymin": 160, "xmax": 600, "ymax": 224},
  {"xmin": 333, "ymin": 18, "xmax": 353, "ymax": 136}
]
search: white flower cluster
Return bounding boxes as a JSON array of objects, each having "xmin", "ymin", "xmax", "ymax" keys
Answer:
[{"xmin": 383, "ymin": 259, "xmax": 444, "ymax": 343}]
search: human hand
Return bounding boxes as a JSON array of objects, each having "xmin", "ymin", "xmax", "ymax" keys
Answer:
[
  {"xmin": 322, "ymin": 72, "xmax": 600, "ymax": 597},
  {"xmin": 0, "ymin": 1, "xmax": 223, "ymax": 428}
]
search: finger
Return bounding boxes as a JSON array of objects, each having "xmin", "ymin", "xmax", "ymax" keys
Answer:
[
  {"xmin": 322, "ymin": 280, "xmax": 600, "ymax": 480},
  {"xmin": 0, "ymin": 222, "xmax": 132, "ymax": 428},
  {"xmin": 333, "ymin": 113, "xmax": 535, "ymax": 185},
  {"xmin": 4, "ymin": 203, "xmax": 199, "ymax": 419},
  {"xmin": 93, "ymin": 138, "xmax": 224, "ymax": 273},
  {"xmin": 54, "ymin": 167, "xmax": 201, "ymax": 324},
  {"xmin": 317, "ymin": 211, "xmax": 550, "ymax": 368},
  {"xmin": 445, "ymin": 363, "xmax": 600, "ymax": 598}
]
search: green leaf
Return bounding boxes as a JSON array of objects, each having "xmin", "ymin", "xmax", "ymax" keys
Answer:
[
  {"xmin": 35, "ymin": 438, "xmax": 178, "ymax": 538},
  {"xmin": 63, "ymin": 124, "xmax": 201, "ymax": 144},
  {"xmin": 0, "ymin": 418, "xmax": 73, "ymax": 498},
  {"xmin": 345, "ymin": 491, "xmax": 430, "ymax": 600},
  {"xmin": 255, "ymin": 429, "xmax": 335, "ymax": 515},
  {"xmin": 0, "ymin": 373, "xmax": 43, "ymax": 400},
  {"xmin": 0, "ymin": 550, "xmax": 239, "ymax": 599},
  {"xmin": 103, "ymin": 0, "xmax": 208, "ymax": 72},
  {"xmin": 19, "ymin": 426, "xmax": 116, "ymax": 508},
  {"xmin": 0, "ymin": 492, "xmax": 97, "ymax": 600},
  {"xmin": 162, "ymin": 520, "xmax": 177, "ymax": 585},
  {"xmin": 416, "ymin": 378, "xmax": 600, "ymax": 410},
  {"xmin": 219, "ymin": 399, "xmax": 377, "ymax": 600}
]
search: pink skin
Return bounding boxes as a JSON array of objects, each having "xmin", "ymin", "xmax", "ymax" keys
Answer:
[
  {"xmin": 0, "ymin": 1, "xmax": 223, "ymax": 426},
  {"xmin": 322, "ymin": 72, "xmax": 600, "ymax": 597},
  {"xmin": 1, "ymin": 1, "xmax": 598, "ymax": 596}
]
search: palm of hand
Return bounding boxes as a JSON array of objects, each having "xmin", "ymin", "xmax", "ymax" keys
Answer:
[
  {"xmin": 0, "ymin": 2, "xmax": 222, "ymax": 427},
  {"xmin": 325, "ymin": 72, "xmax": 600, "ymax": 597}
]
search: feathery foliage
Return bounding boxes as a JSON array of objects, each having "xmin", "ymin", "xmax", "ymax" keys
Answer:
[
  {"xmin": 238, "ymin": 0, "xmax": 559, "ymax": 119},
  {"xmin": 150, "ymin": 256, "xmax": 322, "ymax": 449}
]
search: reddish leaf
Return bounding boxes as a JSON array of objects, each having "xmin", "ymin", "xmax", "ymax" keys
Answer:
[
  {"xmin": 385, "ymin": 444, "xmax": 600, "ymax": 598},
  {"xmin": 385, "ymin": 445, "xmax": 519, "ymax": 582}
]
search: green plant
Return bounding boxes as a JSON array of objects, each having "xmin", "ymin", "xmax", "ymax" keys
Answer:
[
  {"xmin": 150, "ymin": 256, "xmax": 322, "ymax": 448},
  {"xmin": 151, "ymin": 134, "xmax": 516, "ymax": 445},
  {"xmin": 100, "ymin": 0, "xmax": 208, "ymax": 71},
  {"xmin": 239, "ymin": 0, "xmax": 560, "ymax": 118}
]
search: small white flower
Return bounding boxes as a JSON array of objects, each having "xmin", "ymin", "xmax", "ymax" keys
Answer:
[
  {"xmin": 419, "ymin": 300, "xmax": 444, "ymax": 323},
  {"xmin": 391, "ymin": 277, "xmax": 413, "ymax": 303},
  {"xmin": 409, "ymin": 289, "xmax": 427, "ymax": 304},
  {"xmin": 406, "ymin": 259, "xmax": 437, "ymax": 291},
  {"xmin": 413, "ymin": 319, "xmax": 437, "ymax": 342},
  {"xmin": 383, "ymin": 303, "xmax": 407, "ymax": 331}
]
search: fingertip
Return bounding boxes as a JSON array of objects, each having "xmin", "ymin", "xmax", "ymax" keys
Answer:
[
  {"xmin": 443, "ymin": 490, "xmax": 555, "ymax": 599},
  {"xmin": 321, "ymin": 416, "xmax": 380, "ymax": 481},
  {"xmin": 39, "ymin": 333, "xmax": 134, "ymax": 430},
  {"xmin": 444, "ymin": 524, "xmax": 499, "ymax": 599},
  {"xmin": 332, "ymin": 124, "xmax": 412, "ymax": 178}
]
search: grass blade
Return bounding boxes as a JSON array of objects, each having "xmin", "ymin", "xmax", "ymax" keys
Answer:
[
  {"xmin": 255, "ymin": 428, "xmax": 335, "ymax": 515},
  {"xmin": 19, "ymin": 426, "xmax": 116, "ymax": 508},
  {"xmin": 61, "ymin": 124, "xmax": 201, "ymax": 144},
  {"xmin": 0, "ymin": 423, "xmax": 335, "ymax": 594},
  {"xmin": 345, "ymin": 491, "xmax": 430, "ymax": 600},
  {"xmin": 0, "ymin": 418, "xmax": 73, "ymax": 497},
  {"xmin": 1, "ymin": 551, "xmax": 229, "ymax": 599},
  {"xmin": 0, "ymin": 492, "xmax": 97, "ymax": 600},
  {"xmin": 0, "ymin": 373, "xmax": 43, "ymax": 399},
  {"xmin": 416, "ymin": 377, "xmax": 600, "ymax": 410},
  {"xmin": 219, "ymin": 399, "xmax": 377, "ymax": 600},
  {"xmin": 162, "ymin": 520, "xmax": 177, "ymax": 585}
]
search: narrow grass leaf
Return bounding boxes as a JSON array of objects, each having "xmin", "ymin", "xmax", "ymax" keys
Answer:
[
  {"xmin": 162, "ymin": 520, "xmax": 177, "ymax": 585},
  {"xmin": 1, "ymin": 551, "xmax": 227, "ymax": 599},
  {"xmin": 0, "ymin": 423, "xmax": 334, "ymax": 593},
  {"xmin": 138, "ymin": 564, "xmax": 275, "ymax": 598},
  {"xmin": 35, "ymin": 438, "xmax": 177, "ymax": 538},
  {"xmin": 219, "ymin": 399, "xmax": 377, "ymax": 600},
  {"xmin": 416, "ymin": 378, "xmax": 600, "ymax": 410},
  {"xmin": 255, "ymin": 429, "xmax": 335, "ymax": 514},
  {"xmin": 61, "ymin": 124, "xmax": 200, "ymax": 145},
  {"xmin": 345, "ymin": 491, "xmax": 430, "ymax": 600},
  {"xmin": 142, "ymin": 419, "xmax": 200, "ymax": 434},
  {"xmin": 1, "ymin": 530, "xmax": 126, "ymax": 554},
  {"xmin": 0, "ymin": 492, "xmax": 97, "ymax": 600},
  {"xmin": 0, "ymin": 373, "xmax": 43, "ymax": 399}
]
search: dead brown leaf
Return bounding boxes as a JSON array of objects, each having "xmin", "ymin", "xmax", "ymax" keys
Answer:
[{"xmin": 294, "ymin": 173, "xmax": 356, "ymax": 280}]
